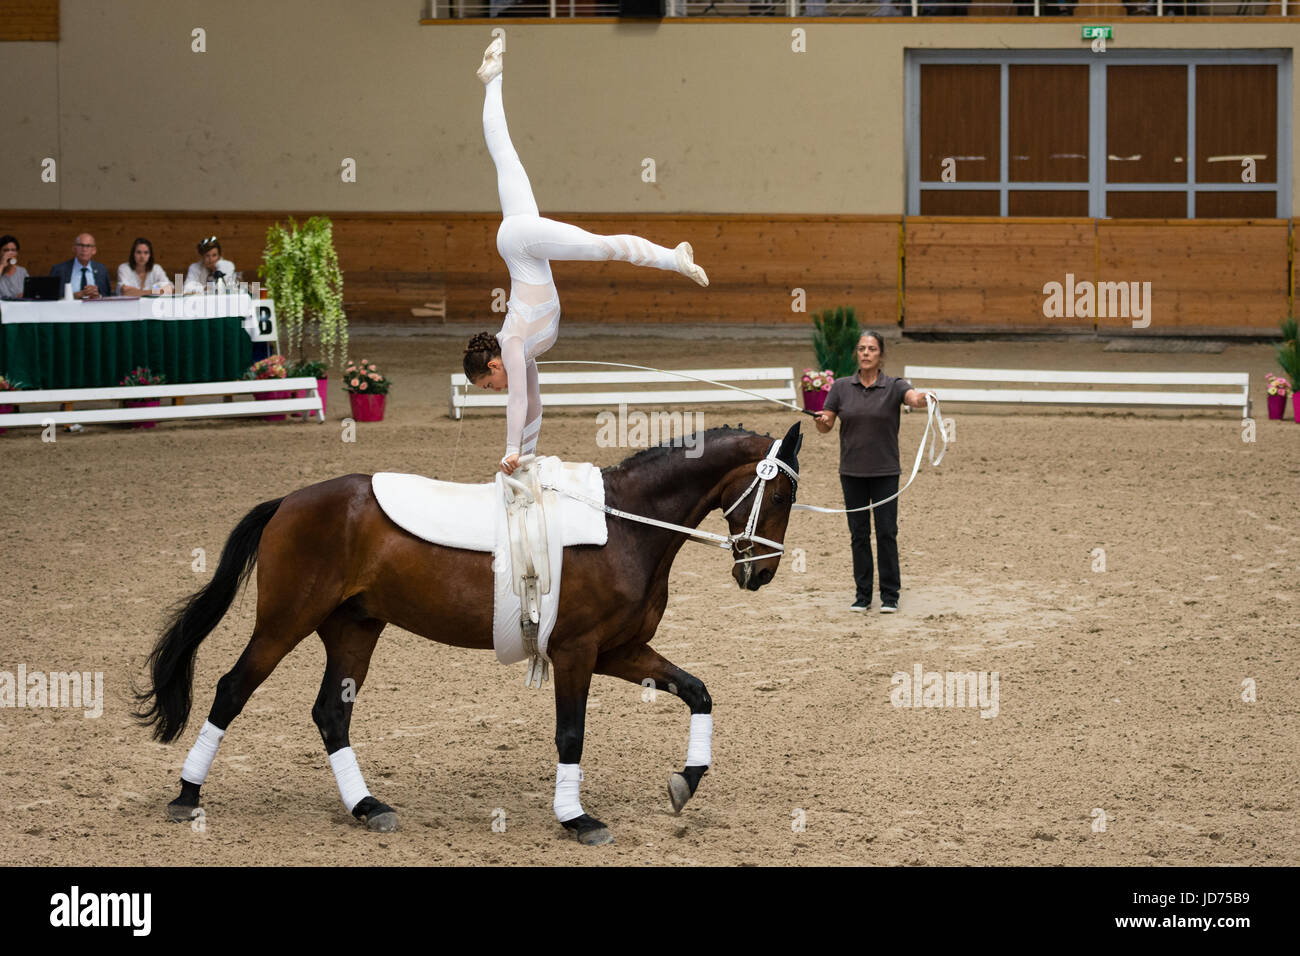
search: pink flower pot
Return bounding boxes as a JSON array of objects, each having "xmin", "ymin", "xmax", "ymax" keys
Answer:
[
  {"xmin": 0, "ymin": 402, "xmax": 14, "ymax": 435},
  {"xmin": 1267, "ymin": 393, "xmax": 1287, "ymax": 420},
  {"xmin": 349, "ymin": 391, "xmax": 386, "ymax": 422},
  {"xmin": 1295, "ymin": 396, "xmax": 1300, "ymax": 424},
  {"xmin": 291, "ymin": 377, "xmax": 329, "ymax": 419},
  {"xmin": 802, "ymin": 388, "xmax": 829, "ymax": 413},
  {"xmin": 255, "ymin": 388, "xmax": 292, "ymax": 421},
  {"xmin": 124, "ymin": 397, "xmax": 161, "ymax": 429}
]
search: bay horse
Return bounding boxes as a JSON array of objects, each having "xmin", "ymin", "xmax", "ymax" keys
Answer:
[{"xmin": 135, "ymin": 421, "xmax": 802, "ymax": 846}]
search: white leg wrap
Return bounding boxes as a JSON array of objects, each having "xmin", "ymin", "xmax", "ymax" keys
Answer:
[
  {"xmin": 553, "ymin": 762, "xmax": 584, "ymax": 823},
  {"xmin": 328, "ymin": 746, "xmax": 372, "ymax": 813},
  {"xmin": 180, "ymin": 720, "xmax": 226, "ymax": 785},
  {"xmin": 685, "ymin": 713, "xmax": 713, "ymax": 768}
]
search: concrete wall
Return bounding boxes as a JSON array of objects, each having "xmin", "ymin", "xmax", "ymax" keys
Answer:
[{"xmin": 1, "ymin": 2, "xmax": 1296, "ymax": 213}]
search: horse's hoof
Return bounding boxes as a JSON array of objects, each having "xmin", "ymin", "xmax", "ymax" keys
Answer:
[
  {"xmin": 353, "ymin": 796, "xmax": 399, "ymax": 832},
  {"xmin": 165, "ymin": 800, "xmax": 198, "ymax": 823},
  {"xmin": 578, "ymin": 826, "xmax": 614, "ymax": 846},
  {"xmin": 668, "ymin": 772, "xmax": 692, "ymax": 814},
  {"xmin": 563, "ymin": 813, "xmax": 614, "ymax": 846}
]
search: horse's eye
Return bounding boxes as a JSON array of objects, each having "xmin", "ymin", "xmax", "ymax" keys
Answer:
[{"xmin": 772, "ymin": 493, "xmax": 787, "ymax": 505}]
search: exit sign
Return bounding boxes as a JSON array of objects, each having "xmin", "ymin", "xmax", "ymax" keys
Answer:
[{"xmin": 1082, "ymin": 25, "xmax": 1112, "ymax": 39}]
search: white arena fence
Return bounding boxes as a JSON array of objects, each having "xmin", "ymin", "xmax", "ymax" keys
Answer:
[{"xmin": 902, "ymin": 366, "xmax": 1251, "ymax": 418}]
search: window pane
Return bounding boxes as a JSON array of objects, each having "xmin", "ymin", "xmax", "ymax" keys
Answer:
[
  {"xmin": 1008, "ymin": 191, "xmax": 1089, "ymax": 216},
  {"xmin": 920, "ymin": 190, "xmax": 1000, "ymax": 215},
  {"xmin": 1009, "ymin": 65, "xmax": 1089, "ymax": 183},
  {"xmin": 1196, "ymin": 65, "xmax": 1276, "ymax": 184},
  {"xmin": 1107, "ymin": 192, "xmax": 1187, "ymax": 218},
  {"xmin": 920, "ymin": 65, "xmax": 1000, "ymax": 183},
  {"xmin": 1195, "ymin": 191, "xmax": 1278, "ymax": 218},
  {"xmin": 1107, "ymin": 66, "xmax": 1187, "ymax": 184}
]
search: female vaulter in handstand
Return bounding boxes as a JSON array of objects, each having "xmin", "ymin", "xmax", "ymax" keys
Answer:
[{"xmin": 462, "ymin": 38, "xmax": 709, "ymax": 476}]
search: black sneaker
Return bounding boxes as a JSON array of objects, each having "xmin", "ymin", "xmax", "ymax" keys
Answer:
[
  {"xmin": 880, "ymin": 603, "xmax": 898, "ymax": 614},
  {"xmin": 850, "ymin": 601, "xmax": 871, "ymax": 612}
]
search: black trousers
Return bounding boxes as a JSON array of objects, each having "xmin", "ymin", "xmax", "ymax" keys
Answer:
[{"xmin": 840, "ymin": 474, "xmax": 900, "ymax": 606}]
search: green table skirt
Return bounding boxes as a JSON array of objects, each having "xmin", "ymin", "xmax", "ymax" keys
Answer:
[{"xmin": 0, "ymin": 317, "xmax": 252, "ymax": 389}]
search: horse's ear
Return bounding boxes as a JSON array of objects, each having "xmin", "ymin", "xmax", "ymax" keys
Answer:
[{"xmin": 777, "ymin": 421, "xmax": 802, "ymax": 468}]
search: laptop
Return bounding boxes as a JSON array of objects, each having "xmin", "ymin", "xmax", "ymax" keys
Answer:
[{"xmin": 23, "ymin": 276, "xmax": 63, "ymax": 301}]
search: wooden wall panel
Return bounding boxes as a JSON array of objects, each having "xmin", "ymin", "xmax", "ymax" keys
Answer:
[
  {"xmin": 0, "ymin": 0, "xmax": 58, "ymax": 41},
  {"xmin": 1096, "ymin": 220, "xmax": 1289, "ymax": 334},
  {"xmin": 0, "ymin": 212, "xmax": 902, "ymax": 327},
  {"xmin": 903, "ymin": 218, "xmax": 1096, "ymax": 332}
]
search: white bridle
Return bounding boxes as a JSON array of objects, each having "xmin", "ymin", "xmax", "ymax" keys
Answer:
[{"xmin": 542, "ymin": 439, "xmax": 798, "ymax": 567}]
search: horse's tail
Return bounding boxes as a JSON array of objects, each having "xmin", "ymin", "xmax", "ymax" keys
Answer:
[{"xmin": 134, "ymin": 496, "xmax": 285, "ymax": 743}]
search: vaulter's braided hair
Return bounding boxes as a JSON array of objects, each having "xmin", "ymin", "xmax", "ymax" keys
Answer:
[{"xmin": 463, "ymin": 331, "xmax": 501, "ymax": 381}]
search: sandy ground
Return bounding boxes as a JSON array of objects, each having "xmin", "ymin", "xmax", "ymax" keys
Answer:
[{"xmin": 1, "ymin": 331, "xmax": 1296, "ymax": 866}]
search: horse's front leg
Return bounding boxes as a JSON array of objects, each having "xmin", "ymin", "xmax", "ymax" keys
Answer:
[
  {"xmin": 594, "ymin": 643, "xmax": 712, "ymax": 814},
  {"xmin": 550, "ymin": 638, "xmax": 613, "ymax": 846}
]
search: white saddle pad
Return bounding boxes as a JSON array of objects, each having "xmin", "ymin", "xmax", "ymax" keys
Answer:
[{"xmin": 371, "ymin": 458, "xmax": 607, "ymax": 666}]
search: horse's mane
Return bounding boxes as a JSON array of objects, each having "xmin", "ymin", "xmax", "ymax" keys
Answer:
[{"xmin": 601, "ymin": 424, "xmax": 768, "ymax": 478}]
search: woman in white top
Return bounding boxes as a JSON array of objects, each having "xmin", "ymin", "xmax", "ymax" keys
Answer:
[
  {"xmin": 460, "ymin": 38, "xmax": 709, "ymax": 477},
  {"xmin": 117, "ymin": 238, "xmax": 174, "ymax": 296},
  {"xmin": 183, "ymin": 236, "xmax": 236, "ymax": 293}
]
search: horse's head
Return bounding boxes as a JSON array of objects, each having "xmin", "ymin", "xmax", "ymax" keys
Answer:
[{"xmin": 720, "ymin": 421, "xmax": 802, "ymax": 591}]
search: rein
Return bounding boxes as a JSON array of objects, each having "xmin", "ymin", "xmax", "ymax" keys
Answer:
[{"xmin": 542, "ymin": 438, "xmax": 798, "ymax": 566}]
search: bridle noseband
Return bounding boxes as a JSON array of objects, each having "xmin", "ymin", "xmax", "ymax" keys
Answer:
[{"xmin": 720, "ymin": 438, "xmax": 800, "ymax": 565}]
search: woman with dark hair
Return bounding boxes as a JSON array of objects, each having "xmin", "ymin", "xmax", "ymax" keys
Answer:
[
  {"xmin": 117, "ymin": 237, "xmax": 174, "ymax": 296},
  {"xmin": 464, "ymin": 37, "xmax": 708, "ymax": 476},
  {"xmin": 814, "ymin": 331, "xmax": 936, "ymax": 613},
  {"xmin": 0, "ymin": 235, "xmax": 28, "ymax": 299}
]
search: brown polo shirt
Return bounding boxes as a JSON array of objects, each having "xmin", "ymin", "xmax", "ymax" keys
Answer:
[{"xmin": 823, "ymin": 371, "xmax": 913, "ymax": 477}]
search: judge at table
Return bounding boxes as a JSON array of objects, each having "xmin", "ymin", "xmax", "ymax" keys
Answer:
[
  {"xmin": 49, "ymin": 233, "xmax": 112, "ymax": 299},
  {"xmin": 0, "ymin": 234, "xmax": 28, "ymax": 299},
  {"xmin": 183, "ymin": 236, "xmax": 236, "ymax": 293},
  {"xmin": 116, "ymin": 237, "xmax": 174, "ymax": 296}
]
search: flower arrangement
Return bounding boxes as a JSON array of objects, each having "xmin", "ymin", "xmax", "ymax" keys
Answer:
[
  {"xmin": 260, "ymin": 216, "xmax": 347, "ymax": 368},
  {"xmin": 1276, "ymin": 318, "xmax": 1300, "ymax": 394},
  {"xmin": 288, "ymin": 359, "xmax": 328, "ymax": 380},
  {"xmin": 1265, "ymin": 373, "xmax": 1290, "ymax": 397},
  {"xmin": 802, "ymin": 368, "xmax": 835, "ymax": 392},
  {"xmin": 0, "ymin": 374, "xmax": 29, "ymax": 391},
  {"xmin": 244, "ymin": 355, "xmax": 288, "ymax": 380},
  {"xmin": 120, "ymin": 367, "xmax": 166, "ymax": 387},
  {"xmin": 342, "ymin": 359, "xmax": 390, "ymax": 395},
  {"xmin": 811, "ymin": 305, "xmax": 862, "ymax": 380}
]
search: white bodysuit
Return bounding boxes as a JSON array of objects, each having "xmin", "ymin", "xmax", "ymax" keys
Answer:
[{"xmin": 482, "ymin": 73, "xmax": 683, "ymax": 460}]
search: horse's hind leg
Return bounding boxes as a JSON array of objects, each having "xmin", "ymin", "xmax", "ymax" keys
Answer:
[
  {"xmin": 166, "ymin": 619, "xmax": 317, "ymax": 823},
  {"xmin": 594, "ymin": 643, "xmax": 713, "ymax": 814},
  {"xmin": 311, "ymin": 610, "xmax": 392, "ymax": 832}
]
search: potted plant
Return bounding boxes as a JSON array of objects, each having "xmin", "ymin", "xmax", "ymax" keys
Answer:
[
  {"xmin": 260, "ymin": 216, "xmax": 348, "ymax": 372},
  {"xmin": 1276, "ymin": 318, "xmax": 1300, "ymax": 424},
  {"xmin": 0, "ymin": 375, "xmax": 27, "ymax": 434},
  {"xmin": 244, "ymin": 354, "xmax": 290, "ymax": 420},
  {"xmin": 811, "ymin": 305, "xmax": 862, "ymax": 385},
  {"xmin": 343, "ymin": 358, "xmax": 390, "ymax": 422},
  {"xmin": 1265, "ymin": 373, "xmax": 1290, "ymax": 420},
  {"xmin": 119, "ymin": 367, "xmax": 166, "ymax": 429},
  {"xmin": 288, "ymin": 358, "xmax": 329, "ymax": 418},
  {"xmin": 800, "ymin": 368, "xmax": 835, "ymax": 412}
]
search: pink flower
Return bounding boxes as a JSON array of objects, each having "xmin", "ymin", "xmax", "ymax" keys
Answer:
[
  {"xmin": 350, "ymin": 378, "xmax": 360, "ymax": 387},
  {"xmin": 368, "ymin": 372, "xmax": 379, "ymax": 380},
  {"xmin": 359, "ymin": 381, "xmax": 368, "ymax": 390}
]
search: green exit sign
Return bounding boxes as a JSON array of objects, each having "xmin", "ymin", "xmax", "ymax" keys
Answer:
[{"xmin": 1082, "ymin": 25, "xmax": 1112, "ymax": 39}]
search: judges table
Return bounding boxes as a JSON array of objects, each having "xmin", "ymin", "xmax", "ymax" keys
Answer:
[{"xmin": 0, "ymin": 293, "xmax": 255, "ymax": 388}]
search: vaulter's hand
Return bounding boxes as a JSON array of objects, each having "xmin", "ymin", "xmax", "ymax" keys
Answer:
[{"xmin": 499, "ymin": 453, "xmax": 520, "ymax": 476}]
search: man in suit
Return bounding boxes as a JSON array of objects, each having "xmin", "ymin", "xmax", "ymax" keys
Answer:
[{"xmin": 49, "ymin": 233, "xmax": 112, "ymax": 299}]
